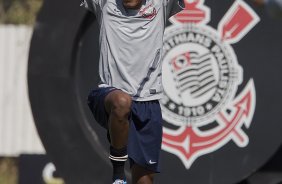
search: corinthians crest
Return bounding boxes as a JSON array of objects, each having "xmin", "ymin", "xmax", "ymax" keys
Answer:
[{"xmin": 161, "ymin": 0, "xmax": 259, "ymax": 169}]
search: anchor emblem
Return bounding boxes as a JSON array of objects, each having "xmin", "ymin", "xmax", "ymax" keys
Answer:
[{"xmin": 161, "ymin": 0, "xmax": 259, "ymax": 169}]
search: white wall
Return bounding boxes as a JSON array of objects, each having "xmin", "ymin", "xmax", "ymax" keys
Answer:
[{"xmin": 0, "ymin": 25, "xmax": 45, "ymax": 156}]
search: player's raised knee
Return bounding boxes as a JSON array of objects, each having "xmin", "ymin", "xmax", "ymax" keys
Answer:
[
  {"xmin": 105, "ymin": 91, "xmax": 132, "ymax": 115},
  {"xmin": 108, "ymin": 92, "xmax": 132, "ymax": 119},
  {"xmin": 112, "ymin": 94, "xmax": 131, "ymax": 111}
]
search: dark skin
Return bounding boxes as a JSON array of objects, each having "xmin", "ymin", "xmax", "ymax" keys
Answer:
[
  {"xmin": 123, "ymin": 0, "xmax": 143, "ymax": 9},
  {"xmin": 251, "ymin": 0, "xmax": 265, "ymax": 6},
  {"xmin": 105, "ymin": 90, "xmax": 155, "ymax": 184}
]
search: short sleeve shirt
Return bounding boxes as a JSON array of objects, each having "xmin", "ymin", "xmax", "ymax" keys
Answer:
[{"xmin": 81, "ymin": 0, "xmax": 184, "ymax": 101}]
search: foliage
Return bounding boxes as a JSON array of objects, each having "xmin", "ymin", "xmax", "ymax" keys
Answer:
[
  {"xmin": 0, "ymin": 0, "xmax": 43, "ymax": 25},
  {"xmin": 0, "ymin": 158, "xmax": 18, "ymax": 184}
]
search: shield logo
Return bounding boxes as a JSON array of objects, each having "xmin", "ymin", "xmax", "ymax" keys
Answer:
[{"xmin": 161, "ymin": 0, "xmax": 259, "ymax": 169}]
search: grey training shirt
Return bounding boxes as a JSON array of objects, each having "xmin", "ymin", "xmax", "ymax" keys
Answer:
[{"xmin": 82, "ymin": 0, "xmax": 184, "ymax": 101}]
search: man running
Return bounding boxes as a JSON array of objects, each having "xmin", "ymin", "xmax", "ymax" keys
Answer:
[{"xmin": 81, "ymin": 0, "xmax": 184, "ymax": 183}]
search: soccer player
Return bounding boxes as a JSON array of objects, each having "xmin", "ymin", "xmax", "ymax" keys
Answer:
[{"xmin": 81, "ymin": 0, "xmax": 184, "ymax": 183}]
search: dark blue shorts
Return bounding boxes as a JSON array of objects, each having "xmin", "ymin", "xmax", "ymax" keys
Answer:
[{"xmin": 87, "ymin": 87, "xmax": 163, "ymax": 173}]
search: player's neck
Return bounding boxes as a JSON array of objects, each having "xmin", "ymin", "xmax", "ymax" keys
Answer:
[{"xmin": 123, "ymin": 0, "xmax": 144, "ymax": 10}]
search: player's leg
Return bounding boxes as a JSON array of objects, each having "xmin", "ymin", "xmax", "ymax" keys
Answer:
[
  {"xmin": 105, "ymin": 90, "xmax": 131, "ymax": 148},
  {"xmin": 104, "ymin": 90, "xmax": 132, "ymax": 182},
  {"xmin": 131, "ymin": 164, "xmax": 155, "ymax": 184},
  {"xmin": 128, "ymin": 100, "xmax": 163, "ymax": 184}
]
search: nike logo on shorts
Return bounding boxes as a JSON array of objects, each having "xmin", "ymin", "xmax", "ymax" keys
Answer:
[{"xmin": 149, "ymin": 160, "xmax": 157, "ymax": 164}]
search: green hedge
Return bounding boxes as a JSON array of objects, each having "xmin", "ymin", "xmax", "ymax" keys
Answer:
[
  {"xmin": 0, "ymin": 158, "xmax": 18, "ymax": 184},
  {"xmin": 0, "ymin": 0, "xmax": 43, "ymax": 25}
]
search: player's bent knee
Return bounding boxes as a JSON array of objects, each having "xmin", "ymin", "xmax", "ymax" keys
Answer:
[
  {"xmin": 113, "ymin": 95, "xmax": 131, "ymax": 110},
  {"xmin": 109, "ymin": 92, "xmax": 132, "ymax": 119}
]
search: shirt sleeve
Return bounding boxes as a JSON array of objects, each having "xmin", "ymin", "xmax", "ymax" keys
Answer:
[
  {"xmin": 80, "ymin": 0, "xmax": 100, "ymax": 14},
  {"xmin": 265, "ymin": 0, "xmax": 282, "ymax": 18},
  {"xmin": 164, "ymin": 0, "xmax": 185, "ymax": 20}
]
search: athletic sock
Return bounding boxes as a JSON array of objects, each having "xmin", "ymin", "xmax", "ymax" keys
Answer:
[{"xmin": 109, "ymin": 146, "xmax": 128, "ymax": 181}]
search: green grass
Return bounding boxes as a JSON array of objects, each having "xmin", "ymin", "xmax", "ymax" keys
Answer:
[{"xmin": 0, "ymin": 158, "xmax": 18, "ymax": 184}]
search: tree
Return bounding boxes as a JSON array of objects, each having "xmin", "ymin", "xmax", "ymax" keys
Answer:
[{"xmin": 0, "ymin": 0, "xmax": 42, "ymax": 24}]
